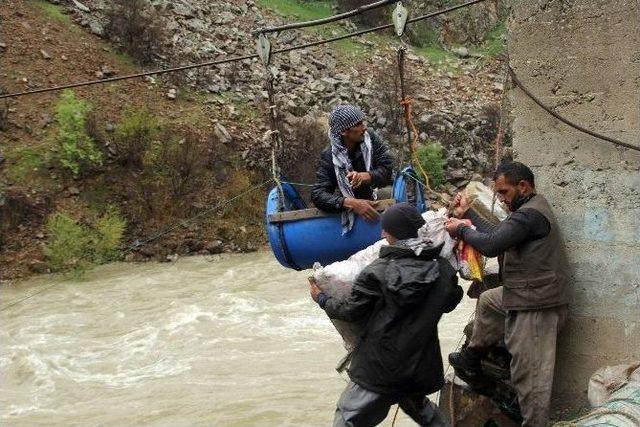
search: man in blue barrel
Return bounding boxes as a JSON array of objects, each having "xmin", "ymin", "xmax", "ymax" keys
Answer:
[
  {"xmin": 311, "ymin": 104, "xmax": 394, "ymax": 234},
  {"xmin": 310, "ymin": 202, "xmax": 463, "ymax": 426}
]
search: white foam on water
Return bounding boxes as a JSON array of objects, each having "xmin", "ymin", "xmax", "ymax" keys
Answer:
[
  {"xmin": 3, "ymin": 404, "xmax": 55, "ymax": 417},
  {"xmin": 162, "ymin": 304, "xmax": 215, "ymax": 334},
  {"xmin": 51, "ymin": 357, "xmax": 191, "ymax": 388},
  {"xmin": 4, "ymin": 347, "xmax": 56, "ymax": 394},
  {"xmin": 1, "ymin": 253, "xmax": 475, "ymax": 426}
]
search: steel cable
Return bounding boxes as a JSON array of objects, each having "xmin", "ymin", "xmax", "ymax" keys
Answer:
[
  {"xmin": 254, "ymin": 0, "xmax": 399, "ymax": 34},
  {"xmin": 509, "ymin": 67, "xmax": 640, "ymax": 153},
  {"xmin": 0, "ymin": 0, "xmax": 489, "ymax": 100}
]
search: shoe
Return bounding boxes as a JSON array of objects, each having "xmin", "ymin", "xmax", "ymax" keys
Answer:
[{"xmin": 449, "ymin": 348, "xmax": 482, "ymax": 375}]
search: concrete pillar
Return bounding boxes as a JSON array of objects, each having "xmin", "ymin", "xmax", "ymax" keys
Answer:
[{"xmin": 507, "ymin": 0, "xmax": 640, "ymax": 416}]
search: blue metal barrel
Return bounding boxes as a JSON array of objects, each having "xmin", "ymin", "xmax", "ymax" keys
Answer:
[
  {"xmin": 265, "ymin": 167, "xmax": 428, "ymax": 270},
  {"xmin": 265, "ymin": 183, "xmax": 383, "ymax": 270}
]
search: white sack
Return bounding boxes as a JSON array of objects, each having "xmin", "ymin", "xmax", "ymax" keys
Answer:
[{"xmin": 313, "ymin": 208, "xmax": 457, "ymax": 349}]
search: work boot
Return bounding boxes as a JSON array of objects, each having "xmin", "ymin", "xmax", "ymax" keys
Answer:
[{"xmin": 449, "ymin": 347, "xmax": 482, "ymax": 375}]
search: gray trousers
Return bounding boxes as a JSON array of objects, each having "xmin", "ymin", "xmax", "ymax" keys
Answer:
[
  {"xmin": 468, "ymin": 287, "xmax": 568, "ymax": 427},
  {"xmin": 333, "ymin": 381, "xmax": 448, "ymax": 427}
]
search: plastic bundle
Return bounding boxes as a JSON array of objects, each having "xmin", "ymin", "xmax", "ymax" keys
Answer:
[
  {"xmin": 455, "ymin": 219, "xmax": 485, "ymax": 281},
  {"xmin": 554, "ymin": 363, "xmax": 640, "ymax": 426},
  {"xmin": 463, "ymin": 181, "xmax": 508, "ymax": 224},
  {"xmin": 313, "ymin": 208, "xmax": 457, "ymax": 349}
]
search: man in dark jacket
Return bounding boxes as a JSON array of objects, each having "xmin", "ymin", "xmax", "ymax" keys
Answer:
[
  {"xmin": 310, "ymin": 203, "xmax": 463, "ymax": 427},
  {"xmin": 445, "ymin": 161, "xmax": 569, "ymax": 427},
  {"xmin": 311, "ymin": 104, "xmax": 394, "ymax": 234}
]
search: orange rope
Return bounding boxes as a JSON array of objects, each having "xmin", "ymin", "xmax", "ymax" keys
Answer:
[{"xmin": 400, "ymin": 97, "xmax": 434, "ymax": 193}]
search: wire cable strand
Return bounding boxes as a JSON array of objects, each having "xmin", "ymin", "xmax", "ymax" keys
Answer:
[
  {"xmin": 0, "ymin": 0, "xmax": 488, "ymax": 100},
  {"xmin": 509, "ymin": 66, "xmax": 640, "ymax": 153},
  {"xmin": 254, "ymin": 0, "xmax": 399, "ymax": 34},
  {"xmin": 123, "ymin": 178, "xmax": 274, "ymax": 254}
]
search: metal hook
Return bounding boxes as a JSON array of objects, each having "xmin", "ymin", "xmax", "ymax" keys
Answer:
[
  {"xmin": 392, "ymin": 2, "xmax": 408, "ymax": 37},
  {"xmin": 256, "ymin": 33, "xmax": 272, "ymax": 66}
]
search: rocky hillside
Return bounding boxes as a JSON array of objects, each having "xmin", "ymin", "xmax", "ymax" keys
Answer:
[
  {"xmin": 55, "ymin": 0, "xmax": 508, "ymax": 177},
  {"xmin": 1, "ymin": 0, "xmax": 507, "ymax": 281}
]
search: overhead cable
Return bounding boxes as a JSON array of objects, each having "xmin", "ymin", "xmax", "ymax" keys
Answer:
[
  {"xmin": 254, "ymin": 0, "xmax": 399, "ymax": 34},
  {"xmin": 0, "ymin": 0, "xmax": 488, "ymax": 100},
  {"xmin": 509, "ymin": 67, "xmax": 640, "ymax": 153}
]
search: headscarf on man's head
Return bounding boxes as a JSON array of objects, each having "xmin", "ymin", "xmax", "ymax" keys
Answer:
[
  {"xmin": 329, "ymin": 104, "xmax": 366, "ymax": 139},
  {"xmin": 327, "ymin": 104, "xmax": 373, "ymax": 235}
]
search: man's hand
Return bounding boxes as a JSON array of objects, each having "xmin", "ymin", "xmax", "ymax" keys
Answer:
[
  {"xmin": 452, "ymin": 192, "xmax": 470, "ymax": 218},
  {"xmin": 445, "ymin": 218, "xmax": 467, "ymax": 237},
  {"xmin": 346, "ymin": 171, "xmax": 372, "ymax": 189},
  {"xmin": 309, "ymin": 277, "xmax": 322, "ymax": 302},
  {"xmin": 343, "ymin": 198, "xmax": 379, "ymax": 222}
]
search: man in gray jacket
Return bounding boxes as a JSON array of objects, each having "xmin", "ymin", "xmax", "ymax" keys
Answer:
[{"xmin": 445, "ymin": 161, "xmax": 569, "ymax": 427}]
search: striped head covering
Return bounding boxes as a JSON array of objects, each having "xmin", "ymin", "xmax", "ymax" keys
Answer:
[
  {"xmin": 329, "ymin": 104, "xmax": 366, "ymax": 137},
  {"xmin": 328, "ymin": 104, "xmax": 373, "ymax": 235}
]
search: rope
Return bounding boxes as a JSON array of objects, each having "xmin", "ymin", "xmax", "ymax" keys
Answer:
[
  {"xmin": 0, "ymin": 282, "xmax": 64, "ymax": 312},
  {"xmin": 260, "ymin": 57, "xmax": 285, "ymax": 205},
  {"xmin": 124, "ymin": 178, "xmax": 273, "ymax": 254},
  {"xmin": 0, "ymin": 52, "xmax": 255, "ymax": 99},
  {"xmin": 509, "ymin": 66, "xmax": 640, "ymax": 153},
  {"xmin": 395, "ymin": 45, "xmax": 435, "ymax": 195},
  {"xmin": 0, "ymin": 0, "xmax": 489, "ymax": 100},
  {"xmin": 435, "ymin": 310, "xmax": 476, "ymax": 401},
  {"xmin": 280, "ymin": 181, "xmax": 316, "ymax": 187},
  {"xmin": 402, "ymin": 169, "xmax": 426, "ymax": 188},
  {"xmin": 400, "ymin": 97, "xmax": 433, "ymax": 192},
  {"xmin": 255, "ymin": 0, "xmax": 399, "ymax": 34}
]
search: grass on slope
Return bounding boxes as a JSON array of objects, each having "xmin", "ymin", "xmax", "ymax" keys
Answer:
[
  {"xmin": 476, "ymin": 22, "xmax": 506, "ymax": 57},
  {"xmin": 256, "ymin": 0, "xmax": 334, "ymax": 21},
  {"xmin": 255, "ymin": 0, "xmax": 377, "ymax": 59},
  {"xmin": 32, "ymin": 0, "xmax": 72, "ymax": 24}
]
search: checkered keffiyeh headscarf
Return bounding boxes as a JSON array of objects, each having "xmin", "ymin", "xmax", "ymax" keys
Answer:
[{"xmin": 328, "ymin": 104, "xmax": 373, "ymax": 235}]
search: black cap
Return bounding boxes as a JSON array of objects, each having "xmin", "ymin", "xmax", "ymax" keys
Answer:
[{"xmin": 381, "ymin": 203, "xmax": 426, "ymax": 240}]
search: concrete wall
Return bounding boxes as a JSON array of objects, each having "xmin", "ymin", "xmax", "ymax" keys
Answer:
[{"xmin": 507, "ymin": 0, "xmax": 640, "ymax": 415}]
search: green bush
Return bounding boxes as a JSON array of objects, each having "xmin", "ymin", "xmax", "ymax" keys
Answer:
[
  {"xmin": 92, "ymin": 206, "xmax": 127, "ymax": 264},
  {"xmin": 114, "ymin": 108, "xmax": 160, "ymax": 169},
  {"xmin": 55, "ymin": 90, "xmax": 103, "ymax": 177},
  {"xmin": 416, "ymin": 142, "xmax": 447, "ymax": 188},
  {"xmin": 44, "ymin": 212, "xmax": 92, "ymax": 274},
  {"xmin": 44, "ymin": 207, "xmax": 126, "ymax": 275},
  {"xmin": 149, "ymin": 128, "xmax": 210, "ymax": 197}
]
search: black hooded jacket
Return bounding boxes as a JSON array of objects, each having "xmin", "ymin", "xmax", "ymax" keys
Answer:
[
  {"xmin": 321, "ymin": 244, "xmax": 463, "ymax": 395},
  {"xmin": 310, "ymin": 130, "xmax": 394, "ymax": 213}
]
